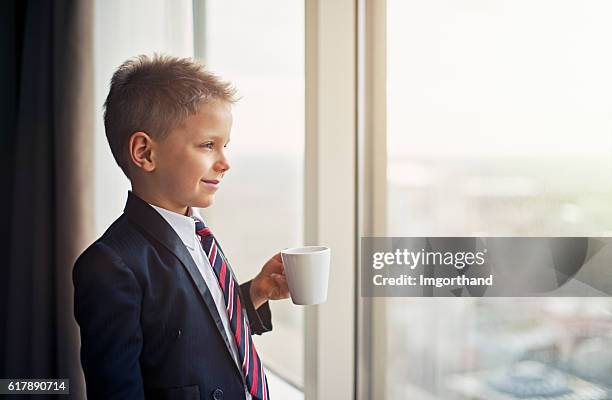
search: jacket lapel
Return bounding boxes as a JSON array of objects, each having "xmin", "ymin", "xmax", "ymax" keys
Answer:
[{"xmin": 123, "ymin": 191, "xmax": 245, "ymax": 380}]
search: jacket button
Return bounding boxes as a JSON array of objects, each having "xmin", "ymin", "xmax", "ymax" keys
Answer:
[
  {"xmin": 176, "ymin": 329, "xmax": 182, "ymax": 339},
  {"xmin": 212, "ymin": 388, "xmax": 223, "ymax": 399}
]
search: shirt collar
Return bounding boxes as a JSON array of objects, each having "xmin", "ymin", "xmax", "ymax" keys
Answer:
[{"xmin": 149, "ymin": 203, "xmax": 204, "ymax": 250}]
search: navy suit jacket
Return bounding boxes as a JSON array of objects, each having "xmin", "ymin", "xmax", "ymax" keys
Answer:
[{"xmin": 73, "ymin": 191, "xmax": 272, "ymax": 400}]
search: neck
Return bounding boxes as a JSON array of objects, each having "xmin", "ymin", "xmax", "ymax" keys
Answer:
[{"xmin": 131, "ymin": 188, "xmax": 189, "ymax": 216}]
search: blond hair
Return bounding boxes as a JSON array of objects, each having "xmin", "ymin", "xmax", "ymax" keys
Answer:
[{"xmin": 103, "ymin": 54, "xmax": 237, "ymax": 179}]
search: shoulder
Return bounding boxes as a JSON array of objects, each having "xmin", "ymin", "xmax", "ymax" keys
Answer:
[{"xmin": 72, "ymin": 214, "xmax": 150, "ymax": 283}]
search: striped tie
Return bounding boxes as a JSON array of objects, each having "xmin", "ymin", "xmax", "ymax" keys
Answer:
[{"xmin": 193, "ymin": 218, "xmax": 269, "ymax": 400}]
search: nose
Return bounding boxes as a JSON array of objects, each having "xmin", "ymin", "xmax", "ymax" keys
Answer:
[{"xmin": 215, "ymin": 151, "xmax": 230, "ymax": 173}]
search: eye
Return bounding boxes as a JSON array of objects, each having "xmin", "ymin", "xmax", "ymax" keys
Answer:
[{"xmin": 200, "ymin": 141, "xmax": 214, "ymax": 149}]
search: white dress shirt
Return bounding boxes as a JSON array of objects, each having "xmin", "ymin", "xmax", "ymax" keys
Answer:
[{"xmin": 149, "ymin": 203, "xmax": 252, "ymax": 400}]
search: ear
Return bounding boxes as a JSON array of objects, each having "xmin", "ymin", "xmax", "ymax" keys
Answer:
[{"xmin": 128, "ymin": 131, "xmax": 156, "ymax": 172}]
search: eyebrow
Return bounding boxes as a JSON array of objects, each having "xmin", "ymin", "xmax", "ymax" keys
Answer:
[{"xmin": 200, "ymin": 135, "xmax": 230, "ymax": 145}]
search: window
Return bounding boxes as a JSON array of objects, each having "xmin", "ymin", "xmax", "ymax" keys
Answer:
[
  {"xmin": 94, "ymin": 0, "xmax": 194, "ymax": 234},
  {"xmin": 381, "ymin": 0, "xmax": 612, "ymax": 398},
  {"xmin": 195, "ymin": 0, "xmax": 305, "ymax": 393},
  {"xmin": 94, "ymin": 1, "xmax": 306, "ymax": 397}
]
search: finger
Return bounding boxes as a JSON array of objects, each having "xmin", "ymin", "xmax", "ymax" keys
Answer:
[
  {"xmin": 273, "ymin": 275, "xmax": 289, "ymax": 292},
  {"xmin": 271, "ymin": 274, "xmax": 290, "ymax": 299},
  {"xmin": 267, "ymin": 260, "xmax": 285, "ymax": 274}
]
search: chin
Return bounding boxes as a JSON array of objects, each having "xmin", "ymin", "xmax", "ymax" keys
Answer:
[{"xmin": 195, "ymin": 196, "xmax": 215, "ymax": 209}]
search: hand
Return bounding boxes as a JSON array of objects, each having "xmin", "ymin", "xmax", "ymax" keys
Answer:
[{"xmin": 250, "ymin": 252, "xmax": 290, "ymax": 309}]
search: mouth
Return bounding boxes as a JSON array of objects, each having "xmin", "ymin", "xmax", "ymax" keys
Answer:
[{"xmin": 200, "ymin": 179, "xmax": 221, "ymax": 189}]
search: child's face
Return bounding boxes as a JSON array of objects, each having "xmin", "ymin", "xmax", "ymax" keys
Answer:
[{"xmin": 150, "ymin": 100, "xmax": 232, "ymax": 213}]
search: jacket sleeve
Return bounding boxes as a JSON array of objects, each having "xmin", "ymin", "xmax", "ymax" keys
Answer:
[
  {"xmin": 239, "ymin": 280, "xmax": 272, "ymax": 335},
  {"xmin": 73, "ymin": 242, "xmax": 144, "ymax": 400}
]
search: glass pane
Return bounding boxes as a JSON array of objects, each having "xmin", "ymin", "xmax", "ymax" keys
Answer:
[
  {"xmin": 199, "ymin": 0, "xmax": 305, "ymax": 391},
  {"xmin": 385, "ymin": 0, "xmax": 612, "ymax": 398},
  {"xmin": 94, "ymin": 0, "xmax": 194, "ymax": 235}
]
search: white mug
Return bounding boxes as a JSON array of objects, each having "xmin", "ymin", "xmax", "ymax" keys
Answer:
[{"xmin": 281, "ymin": 246, "xmax": 331, "ymax": 305}]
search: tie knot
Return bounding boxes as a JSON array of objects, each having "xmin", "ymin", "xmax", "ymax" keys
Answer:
[{"xmin": 193, "ymin": 218, "xmax": 212, "ymax": 237}]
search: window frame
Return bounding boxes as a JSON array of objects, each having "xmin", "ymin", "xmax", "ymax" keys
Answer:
[
  {"xmin": 357, "ymin": 0, "xmax": 388, "ymax": 399},
  {"xmin": 304, "ymin": 0, "xmax": 357, "ymax": 399},
  {"xmin": 194, "ymin": 0, "xmax": 359, "ymax": 398}
]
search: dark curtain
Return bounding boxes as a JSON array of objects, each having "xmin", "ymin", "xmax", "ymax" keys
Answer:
[{"xmin": 1, "ymin": 0, "xmax": 94, "ymax": 399}]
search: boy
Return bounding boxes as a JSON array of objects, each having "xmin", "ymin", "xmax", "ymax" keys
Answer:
[{"xmin": 73, "ymin": 54, "xmax": 290, "ymax": 400}]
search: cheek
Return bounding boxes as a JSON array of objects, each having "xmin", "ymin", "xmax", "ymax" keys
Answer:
[
  {"xmin": 157, "ymin": 155, "xmax": 199, "ymax": 186},
  {"xmin": 158, "ymin": 149, "xmax": 216, "ymax": 186},
  {"xmin": 195, "ymin": 154, "xmax": 217, "ymax": 173},
  {"xmin": 183, "ymin": 154, "xmax": 215, "ymax": 181}
]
